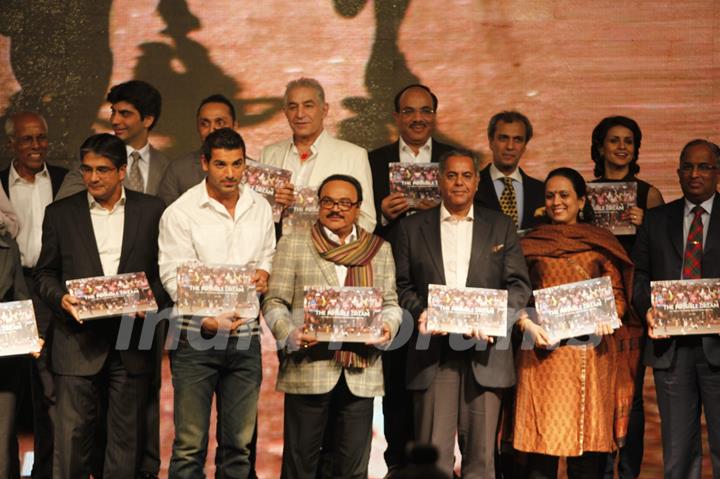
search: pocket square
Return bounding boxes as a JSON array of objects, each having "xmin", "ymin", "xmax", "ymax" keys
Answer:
[{"xmin": 491, "ymin": 244, "xmax": 504, "ymax": 253}]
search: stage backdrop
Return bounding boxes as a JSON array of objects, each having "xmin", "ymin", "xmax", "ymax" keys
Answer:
[{"xmin": 1, "ymin": 0, "xmax": 719, "ymax": 201}]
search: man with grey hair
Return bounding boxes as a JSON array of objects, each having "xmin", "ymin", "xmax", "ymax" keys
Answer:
[
  {"xmin": 394, "ymin": 148, "xmax": 531, "ymax": 477},
  {"xmin": 2, "ymin": 111, "xmax": 67, "ymax": 479},
  {"xmin": 260, "ymin": 77, "xmax": 376, "ymax": 232}
]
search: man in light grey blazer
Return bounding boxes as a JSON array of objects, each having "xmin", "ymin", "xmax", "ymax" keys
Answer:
[
  {"xmin": 263, "ymin": 174, "xmax": 400, "ymax": 478},
  {"xmin": 261, "ymin": 77, "xmax": 376, "ymax": 232},
  {"xmin": 56, "ymin": 80, "xmax": 170, "ymax": 201}
]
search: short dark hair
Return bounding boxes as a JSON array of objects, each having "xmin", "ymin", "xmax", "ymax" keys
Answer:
[
  {"xmin": 201, "ymin": 128, "xmax": 246, "ymax": 161},
  {"xmin": 544, "ymin": 167, "xmax": 595, "ymax": 223},
  {"xmin": 196, "ymin": 94, "xmax": 236, "ymax": 123},
  {"xmin": 393, "ymin": 84, "xmax": 438, "ymax": 113},
  {"xmin": 487, "ymin": 111, "xmax": 533, "ymax": 143},
  {"xmin": 679, "ymin": 139, "xmax": 720, "ymax": 165},
  {"xmin": 318, "ymin": 174, "xmax": 363, "ymax": 203},
  {"xmin": 107, "ymin": 80, "xmax": 162, "ymax": 130},
  {"xmin": 591, "ymin": 116, "xmax": 642, "ymax": 178},
  {"xmin": 438, "ymin": 149, "xmax": 481, "ymax": 175},
  {"xmin": 80, "ymin": 133, "xmax": 127, "ymax": 169}
]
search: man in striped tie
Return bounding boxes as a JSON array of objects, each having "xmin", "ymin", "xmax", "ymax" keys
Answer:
[{"xmin": 633, "ymin": 139, "xmax": 720, "ymax": 479}]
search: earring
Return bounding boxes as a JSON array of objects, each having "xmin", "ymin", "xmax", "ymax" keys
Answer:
[{"xmin": 579, "ymin": 210, "xmax": 584, "ymax": 220}]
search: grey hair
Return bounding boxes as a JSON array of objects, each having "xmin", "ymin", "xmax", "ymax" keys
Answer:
[
  {"xmin": 438, "ymin": 149, "xmax": 481, "ymax": 175},
  {"xmin": 283, "ymin": 77, "xmax": 326, "ymax": 106},
  {"xmin": 5, "ymin": 111, "xmax": 48, "ymax": 138}
]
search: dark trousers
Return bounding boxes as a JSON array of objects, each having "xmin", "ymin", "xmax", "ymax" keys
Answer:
[
  {"xmin": 382, "ymin": 342, "xmax": 414, "ymax": 470},
  {"xmin": 526, "ymin": 452, "xmax": 608, "ymax": 479},
  {"xmin": 282, "ymin": 374, "xmax": 374, "ymax": 479},
  {"xmin": 139, "ymin": 318, "xmax": 167, "ymax": 476},
  {"xmin": 53, "ymin": 350, "xmax": 149, "ymax": 479},
  {"xmin": 24, "ymin": 271, "xmax": 55, "ymax": 479},
  {"xmin": 654, "ymin": 339, "xmax": 720, "ymax": 479},
  {"xmin": 0, "ymin": 355, "xmax": 28, "ymax": 479}
]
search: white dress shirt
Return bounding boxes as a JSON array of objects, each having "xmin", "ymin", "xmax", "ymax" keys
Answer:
[
  {"xmin": 88, "ymin": 188, "xmax": 126, "ymax": 276},
  {"xmin": 282, "ymin": 130, "xmax": 327, "ymax": 187},
  {"xmin": 126, "ymin": 143, "xmax": 151, "ymax": 192},
  {"xmin": 158, "ymin": 180, "xmax": 276, "ymax": 302},
  {"xmin": 683, "ymin": 194, "xmax": 715, "ymax": 253},
  {"xmin": 322, "ymin": 225, "xmax": 357, "ymax": 285},
  {"xmin": 440, "ymin": 204, "xmax": 474, "ymax": 288},
  {"xmin": 399, "ymin": 136, "xmax": 432, "ymax": 164},
  {"xmin": 8, "ymin": 163, "xmax": 53, "ymax": 267},
  {"xmin": 490, "ymin": 163, "xmax": 525, "ymax": 226}
]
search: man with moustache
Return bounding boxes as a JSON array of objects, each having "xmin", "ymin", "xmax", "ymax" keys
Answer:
[
  {"xmin": 367, "ymin": 84, "xmax": 454, "ymax": 472},
  {"xmin": 2, "ymin": 111, "xmax": 67, "ymax": 479},
  {"xmin": 158, "ymin": 128, "xmax": 275, "ymax": 478},
  {"xmin": 57, "ymin": 80, "xmax": 170, "ymax": 199},
  {"xmin": 158, "ymin": 94, "xmax": 237, "ymax": 206},
  {"xmin": 263, "ymin": 174, "xmax": 401, "ymax": 478},
  {"xmin": 261, "ymin": 77, "xmax": 376, "ymax": 232},
  {"xmin": 475, "ymin": 111, "xmax": 545, "ymax": 230},
  {"xmin": 394, "ymin": 149, "xmax": 531, "ymax": 477},
  {"xmin": 34, "ymin": 133, "xmax": 167, "ymax": 479},
  {"xmin": 633, "ymin": 139, "xmax": 720, "ymax": 479}
]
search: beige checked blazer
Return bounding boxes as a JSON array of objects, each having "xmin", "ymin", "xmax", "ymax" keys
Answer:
[{"xmin": 263, "ymin": 230, "xmax": 401, "ymax": 398}]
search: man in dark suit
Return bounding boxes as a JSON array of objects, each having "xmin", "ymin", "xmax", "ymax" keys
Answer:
[
  {"xmin": 394, "ymin": 149, "xmax": 532, "ymax": 477},
  {"xmin": 475, "ymin": 111, "xmax": 545, "ymax": 230},
  {"xmin": 633, "ymin": 139, "xmax": 720, "ymax": 479},
  {"xmin": 368, "ymin": 84, "xmax": 453, "ymax": 472},
  {"xmin": 57, "ymin": 80, "xmax": 170, "ymax": 200},
  {"xmin": 34, "ymin": 133, "xmax": 167, "ymax": 479},
  {"xmin": 2, "ymin": 111, "xmax": 67, "ymax": 479}
]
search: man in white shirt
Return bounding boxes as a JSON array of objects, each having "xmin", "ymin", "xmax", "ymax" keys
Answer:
[
  {"xmin": 34, "ymin": 133, "xmax": 167, "ymax": 479},
  {"xmin": 394, "ymin": 149, "xmax": 531, "ymax": 477},
  {"xmin": 56, "ymin": 80, "xmax": 170, "ymax": 200},
  {"xmin": 2, "ymin": 111, "xmax": 68, "ymax": 479},
  {"xmin": 261, "ymin": 77, "xmax": 376, "ymax": 232},
  {"xmin": 158, "ymin": 128, "xmax": 275, "ymax": 478}
]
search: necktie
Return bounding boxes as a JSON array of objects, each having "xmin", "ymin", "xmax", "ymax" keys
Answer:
[
  {"xmin": 682, "ymin": 205, "xmax": 705, "ymax": 279},
  {"xmin": 499, "ymin": 177, "xmax": 519, "ymax": 227},
  {"xmin": 125, "ymin": 151, "xmax": 144, "ymax": 192}
]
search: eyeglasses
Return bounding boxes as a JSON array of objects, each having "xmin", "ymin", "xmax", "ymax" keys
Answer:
[
  {"xmin": 319, "ymin": 197, "xmax": 359, "ymax": 211},
  {"xmin": 399, "ymin": 107, "xmax": 435, "ymax": 118},
  {"xmin": 79, "ymin": 165, "xmax": 118, "ymax": 176},
  {"xmin": 679, "ymin": 163, "xmax": 718, "ymax": 174}
]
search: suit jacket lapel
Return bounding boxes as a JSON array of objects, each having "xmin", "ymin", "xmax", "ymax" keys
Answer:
[
  {"xmin": 420, "ymin": 208, "xmax": 446, "ymax": 284},
  {"xmin": 311, "ymin": 243, "xmax": 341, "ymax": 287},
  {"xmin": 117, "ymin": 193, "xmax": 139, "ymax": 274},
  {"xmin": 703, "ymin": 194, "xmax": 720, "ymax": 257},
  {"xmin": 668, "ymin": 199, "xmax": 685, "ymax": 259},
  {"xmin": 478, "ymin": 167, "xmax": 501, "ymax": 210},
  {"xmin": 466, "ymin": 210, "xmax": 493, "ymax": 286},
  {"xmin": 146, "ymin": 146, "xmax": 161, "ymax": 194},
  {"xmin": 75, "ymin": 195, "xmax": 104, "ymax": 275},
  {"xmin": 519, "ymin": 168, "xmax": 536, "ymax": 225}
]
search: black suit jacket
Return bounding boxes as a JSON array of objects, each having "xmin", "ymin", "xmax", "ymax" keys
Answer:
[
  {"xmin": 632, "ymin": 194, "xmax": 720, "ymax": 368},
  {"xmin": 369, "ymin": 139, "xmax": 454, "ymax": 240},
  {"xmin": 34, "ymin": 189, "xmax": 168, "ymax": 376},
  {"xmin": 0, "ymin": 163, "xmax": 68, "ymax": 199},
  {"xmin": 393, "ymin": 205, "xmax": 532, "ymax": 390},
  {"xmin": 474, "ymin": 165, "xmax": 545, "ymax": 230}
]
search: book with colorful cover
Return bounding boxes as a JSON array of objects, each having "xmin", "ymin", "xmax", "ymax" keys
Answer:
[
  {"xmin": 242, "ymin": 162, "xmax": 292, "ymax": 222},
  {"xmin": 0, "ymin": 300, "xmax": 40, "ymax": 357},
  {"xmin": 303, "ymin": 286, "xmax": 384, "ymax": 342},
  {"xmin": 282, "ymin": 187, "xmax": 319, "ymax": 236},
  {"xmin": 66, "ymin": 272, "xmax": 158, "ymax": 321},
  {"xmin": 427, "ymin": 284, "xmax": 508, "ymax": 336},
  {"xmin": 388, "ymin": 162, "xmax": 441, "ymax": 208},
  {"xmin": 587, "ymin": 182, "xmax": 637, "ymax": 235},
  {"xmin": 651, "ymin": 278, "xmax": 720, "ymax": 335},
  {"xmin": 533, "ymin": 276, "xmax": 620, "ymax": 342},
  {"xmin": 176, "ymin": 262, "xmax": 259, "ymax": 318}
]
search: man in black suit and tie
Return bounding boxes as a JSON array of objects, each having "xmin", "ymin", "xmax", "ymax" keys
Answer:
[
  {"xmin": 2, "ymin": 111, "xmax": 67, "ymax": 479},
  {"xmin": 368, "ymin": 84, "xmax": 454, "ymax": 472},
  {"xmin": 633, "ymin": 139, "xmax": 720, "ymax": 479},
  {"xmin": 394, "ymin": 149, "xmax": 532, "ymax": 477},
  {"xmin": 34, "ymin": 133, "xmax": 167, "ymax": 479},
  {"xmin": 475, "ymin": 111, "xmax": 545, "ymax": 230}
]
